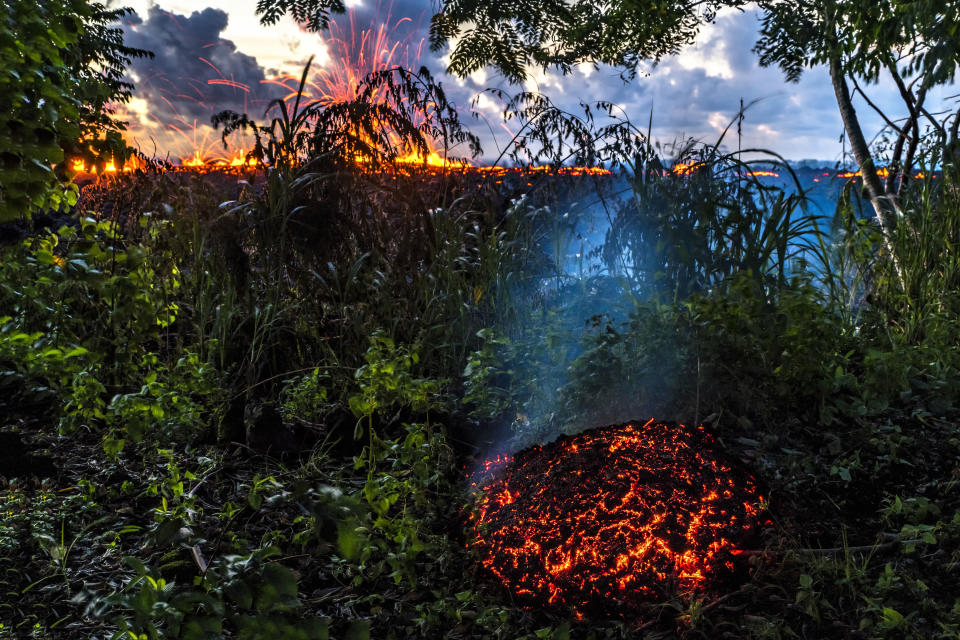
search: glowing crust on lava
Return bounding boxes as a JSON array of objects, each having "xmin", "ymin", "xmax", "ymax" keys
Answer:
[{"xmin": 469, "ymin": 420, "xmax": 763, "ymax": 616}]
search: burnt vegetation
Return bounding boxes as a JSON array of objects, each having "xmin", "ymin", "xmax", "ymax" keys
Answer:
[{"xmin": 2, "ymin": 1, "xmax": 960, "ymax": 639}]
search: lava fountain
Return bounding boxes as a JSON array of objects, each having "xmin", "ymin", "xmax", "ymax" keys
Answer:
[
  {"xmin": 468, "ymin": 419, "xmax": 765, "ymax": 618},
  {"xmin": 262, "ymin": 2, "xmax": 461, "ymax": 167}
]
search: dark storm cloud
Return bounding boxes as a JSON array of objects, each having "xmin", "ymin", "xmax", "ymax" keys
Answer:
[
  {"xmin": 346, "ymin": 0, "xmax": 431, "ymax": 39},
  {"xmin": 122, "ymin": 7, "xmax": 273, "ymax": 123},
  {"xmin": 326, "ymin": 0, "xmax": 440, "ymax": 74}
]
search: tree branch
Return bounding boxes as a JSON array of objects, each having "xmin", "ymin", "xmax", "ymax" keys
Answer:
[
  {"xmin": 899, "ymin": 85, "xmax": 927, "ymax": 195},
  {"xmin": 828, "ymin": 54, "xmax": 904, "ymax": 285},
  {"xmin": 851, "ymin": 78, "xmax": 905, "ymax": 138}
]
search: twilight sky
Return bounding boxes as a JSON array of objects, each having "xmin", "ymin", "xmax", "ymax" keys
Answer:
[{"xmin": 109, "ymin": 0, "xmax": 956, "ymax": 164}]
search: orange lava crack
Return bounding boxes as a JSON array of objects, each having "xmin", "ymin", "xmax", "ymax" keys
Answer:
[{"xmin": 469, "ymin": 420, "xmax": 764, "ymax": 617}]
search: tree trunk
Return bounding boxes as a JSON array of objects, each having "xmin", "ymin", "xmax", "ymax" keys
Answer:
[{"xmin": 828, "ymin": 55, "xmax": 904, "ymax": 283}]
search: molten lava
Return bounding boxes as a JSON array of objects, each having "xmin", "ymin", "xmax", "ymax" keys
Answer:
[
  {"xmin": 469, "ymin": 420, "xmax": 763, "ymax": 617},
  {"xmin": 670, "ymin": 161, "xmax": 703, "ymax": 175}
]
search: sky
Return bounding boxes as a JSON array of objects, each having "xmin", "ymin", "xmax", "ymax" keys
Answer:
[{"xmin": 108, "ymin": 0, "xmax": 956, "ymax": 165}]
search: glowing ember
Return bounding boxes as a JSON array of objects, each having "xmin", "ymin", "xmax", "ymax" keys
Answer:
[
  {"xmin": 469, "ymin": 420, "xmax": 764, "ymax": 617},
  {"xmin": 183, "ymin": 150, "xmax": 206, "ymax": 167},
  {"xmin": 671, "ymin": 162, "xmax": 703, "ymax": 175},
  {"xmin": 70, "ymin": 156, "xmax": 146, "ymax": 174},
  {"xmin": 836, "ymin": 168, "xmax": 935, "ymax": 179},
  {"xmin": 226, "ymin": 150, "xmax": 258, "ymax": 167}
]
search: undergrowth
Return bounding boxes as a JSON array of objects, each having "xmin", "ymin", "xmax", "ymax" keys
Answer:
[{"xmin": 1, "ymin": 68, "xmax": 959, "ymax": 640}]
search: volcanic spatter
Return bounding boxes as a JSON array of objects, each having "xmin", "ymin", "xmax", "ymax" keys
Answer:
[{"xmin": 469, "ymin": 419, "xmax": 764, "ymax": 617}]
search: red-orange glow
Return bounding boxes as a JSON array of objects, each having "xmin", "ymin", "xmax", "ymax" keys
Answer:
[
  {"xmin": 182, "ymin": 150, "xmax": 206, "ymax": 167},
  {"xmin": 70, "ymin": 156, "xmax": 145, "ymax": 174},
  {"xmin": 673, "ymin": 162, "xmax": 779, "ymax": 177},
  {"xmin": 393, "ymin": 149, "xmax": 471, "ymax": 169},
  {"xmin": 469, "ymin": 420, "xmax": 763, "ymax": 617},
  {"xmin": 465, "ymin": 165, "xmax": 612, "ymax": 178},
  {"xmin": 261, "ymin": 4, "xmax": 467, "ymax": 169},
  {"xmin": 226, "ymin": 150, "xmax": 258, "ymax": 167},
  {"xmin": 836, "ymin": 168, "xmax": 936, "ymax": 180},
  {"xmin": 671, "ymin": 162, "xmax": 703, "ymax": 175}
]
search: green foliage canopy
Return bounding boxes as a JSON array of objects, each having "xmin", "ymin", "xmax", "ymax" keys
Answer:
[
  {"xmin": 0, "ymin": 0, "xmax": 150, "ymax": 221},
  {"xmin": 755, "ymin": 0, "xmax": 960, "ymax": 87},
  {"xmin": 755, "ymin": 0, "xmax": 960, "ymax": 258},
  {"xmin": 255, "ymin": 0, "xmax": 345, "ymax": 31},
  {"xmin": 254, "ymin": 0, "xmax": 748, "ymax": 84},
  {"xmin": 430, "ymin": 0, "xmax": 748, "ymax": 83}
]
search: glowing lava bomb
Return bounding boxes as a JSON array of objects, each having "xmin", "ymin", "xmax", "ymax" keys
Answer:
[{"xmin": 469, "ymin": 420, "xmax": 764, "ymax": 617}]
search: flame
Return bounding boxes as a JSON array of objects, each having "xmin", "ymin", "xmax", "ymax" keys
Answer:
[
  {"xmin": 469, "ymin": 420, "xmax": 764, "ymax": 617},
  {"xmin": 671, "ymin": 162, "xmax": 703, "ymax": 175},
  {"xmin": 837, "ymin": 168, "xmax": 935, "ymax": 180},
  {"xmin": 105, "ymin": 2, "xmax": 610, "ymax": 174},
  {"xmin": 175, "ymin": 147, "xmax": 258, "ymax": 169},
  {"xmin": 260, "ymin": 3, "xmax": 458, "ymax": 168},
  {"xmin": 395, "ymin": 149, "xmax": 468, "ymax": 168},
  {"xmin": 182, "ymin": 150, "xmax": 206, "ymax": 167},
  {"xmin": 672, "ymin": 164, "xmax": 780, "ymax": 178},
  {"xmin": 70, "ymin": 155, "xmax": 145, "ymax": 174},
  {"xmin": 227, "ymin": 150, "xmax": 258, "ymax": 167}
]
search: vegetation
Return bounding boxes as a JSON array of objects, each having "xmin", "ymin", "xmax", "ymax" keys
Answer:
[
  {"xmin": 425, "ymin": 0, "xmax": 960, "ymax": 278},
  {"xmin": 0, "ymin": 0, "xmax": 150, "ymax": 222},
  {"xmin": 1, "ymin": 1, "xmax": 959, "ymax": 639},
  {"xmin": 756, "ymin": 0, "xmax": 960, "ymax": 259}
]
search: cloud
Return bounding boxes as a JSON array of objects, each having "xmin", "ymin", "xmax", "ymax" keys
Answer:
[
  {"xmin": 121, "ymin": 6, "xmax": 274, "ymax": 125},
  {"xmin": 346, "ymin": 0, "xmax": 431, "ymax": 38},
  {"xmin": 511, "ymin": 8, "xmax": 943, "ymax": 162},
  {"xmin": 441, "ymin": 8, "xmax": 872, "ymax": 162},
  {"xmin": 115, "ymin": 0, "xmax": 330, "ymax": 77},
  {"xmin": 111, "ymin": 1, "xmax": 945, "ymax": 163}
]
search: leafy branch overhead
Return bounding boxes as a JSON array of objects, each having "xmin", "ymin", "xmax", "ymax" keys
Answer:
[
  {"xmin": 755, "ymin": 0, "xmax": 960, "ymax": 269},
  {"xmin": 254, "ymin": 0, "xmax": 748, "ymax": 83},
  {"xmin": 430, "ymin": 0, "xmax": 749, "ymax": 83},
  {"xmin": 255, "ymin": 0, "xmax": 346, "ymax": 31},
  {"xmin": 755, "ymin": 0, "xmax": 960, "ymax": 85}
]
